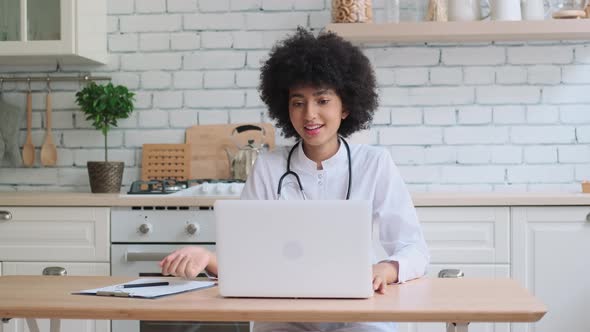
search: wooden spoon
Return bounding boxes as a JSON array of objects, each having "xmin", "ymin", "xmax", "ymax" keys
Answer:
[
  {"xmin": 40, "ymin": 91, "xmax": 57, "ymax": 166},
  {"xmin": 22, "ymin": 91, "xmax": 35, "ymax": 167}
]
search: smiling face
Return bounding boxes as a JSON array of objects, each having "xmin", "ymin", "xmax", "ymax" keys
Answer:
[{"xmin": 288, "ymin": 85, "xmax": 349, "ymax": 161}]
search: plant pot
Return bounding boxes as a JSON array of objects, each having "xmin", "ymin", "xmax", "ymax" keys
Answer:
[{"xmin": 87, "ymin": 161, "xmax": 124, "ymax": 193}]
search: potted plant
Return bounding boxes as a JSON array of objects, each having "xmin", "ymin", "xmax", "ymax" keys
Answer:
[{"xmin": 75, "ymin": 82, "xmax": 135, "ymax": 193}]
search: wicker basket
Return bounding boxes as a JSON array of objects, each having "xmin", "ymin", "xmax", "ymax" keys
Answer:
[{"xmin": 87, "ymin": 161, "xmax": 124, "ymax": 193}]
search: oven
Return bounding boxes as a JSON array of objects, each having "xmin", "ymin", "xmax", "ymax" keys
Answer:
[{"xmin": 110, "ymin": 204, "xmax": 249, "ymax": 332}]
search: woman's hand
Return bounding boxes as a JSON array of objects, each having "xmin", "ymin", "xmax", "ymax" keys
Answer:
[
  {"xmin": 372, "ymin": 261, "xmax": 399, "ymax": 294},
  {"xmin": 159, "ymin": 246, "xmax": 215, "ymax": 279}
]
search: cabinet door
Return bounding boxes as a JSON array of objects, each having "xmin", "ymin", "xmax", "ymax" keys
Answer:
[
  {"xmin": 1, "ymin": 262, "xmax": 110, "ymax": 332},
  {"xmin": 0, "ymin": 207, "xmax": 109, "ymax": 262},
  {"xmin": 0, "ymin": 0, "xmax": 20, "ymax": 41},
  {"xmin": 416, "ymin": 207, "xmax": 510, "ymax": 264},
  {"xmin": 512, "ymin": 207, "xmax": 590, "ymax": 332},
  {"xmin": 0, "ymin": 0, "xmax": 74, "ymax": 55},
  {"xmin": 397, "ymin": 264, "xmax": 510, "ymax": 332},
  {"xmin": 0, "ymin": 262, "xmax": 3, "ymax": 332},
  {"xmin": 0, "ymin": 0, "xmax": 106, "ymax": 64}
]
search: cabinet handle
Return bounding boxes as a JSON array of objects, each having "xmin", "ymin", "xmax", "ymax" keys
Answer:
[
  {"xmin": 0, "ymin": 211, "xmax": 12, "ymax": 221},
  {"xmin": 586, "ymin": 213, "xmax": 590, "ymax": 222},
  {"xmin": 438, "ymin": 269, "xmax": 464, "ymax": 278},
  {"xmin": 42, "ymin": 266, "xmax": 67, "ymax": 276},
  {"xmin": 126, "ymin": 251, "xmax": 169, "ymax": 262}
]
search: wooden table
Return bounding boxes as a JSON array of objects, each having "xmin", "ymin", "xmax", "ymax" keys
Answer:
[{"xmin": 0, "ymin": 276, "xmax": 546, "ymax": 332}]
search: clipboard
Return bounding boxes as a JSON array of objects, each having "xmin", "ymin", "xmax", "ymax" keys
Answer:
[{"xmin": 73, "ymin": 278, "xmax": 216, "ymax": 299}]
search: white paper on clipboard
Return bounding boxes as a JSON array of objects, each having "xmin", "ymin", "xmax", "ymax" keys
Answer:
[{"xmin": 73, "ymin": 278, "xmax": 216, "ymax": 299}]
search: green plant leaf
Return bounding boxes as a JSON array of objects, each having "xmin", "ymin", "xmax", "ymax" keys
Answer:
[{"xmin": 75, "ymin": 82, "xmax": 135, "ymax": 161}]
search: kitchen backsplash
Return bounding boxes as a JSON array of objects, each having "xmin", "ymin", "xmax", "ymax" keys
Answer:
[{"xmin": 1, "ymin": 0, "xmax": 589, "ymax": 192}]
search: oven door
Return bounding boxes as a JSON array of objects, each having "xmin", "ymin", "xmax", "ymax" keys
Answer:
[{"xmin": 111, "ymin": 244, "xmax": 250, "ymax": 332}]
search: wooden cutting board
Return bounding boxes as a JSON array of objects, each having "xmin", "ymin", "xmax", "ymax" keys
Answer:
[
  {"xmin": 185, "ymin": 123, "xmax": 276, "ymax": 179},
  {"xmin": 141, "ymin": 144, "xmax": 191, "ymax": 181}
]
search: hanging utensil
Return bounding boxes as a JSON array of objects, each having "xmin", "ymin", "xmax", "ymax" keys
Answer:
[
  {"xmin": 40, "ymin": 80, "xmax": 56, "ymax": 166},
  {"xmin": 22, "ymin": 80, "xmax": 35, "ymax": 167}
]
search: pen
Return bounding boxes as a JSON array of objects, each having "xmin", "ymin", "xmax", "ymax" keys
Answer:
[{"xmin": 122, "ymin": 281, "xmax": 169, "ymax": 288}]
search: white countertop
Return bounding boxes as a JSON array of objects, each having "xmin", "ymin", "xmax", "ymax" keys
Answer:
[{"xmin": 2, "ymin": 192, "xmax": 590, "ymax": 206}]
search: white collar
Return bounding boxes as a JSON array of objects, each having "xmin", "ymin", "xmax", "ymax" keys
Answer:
[{"xmin": 292, "ymin": 139, "xmax": 348, "ymax": 173}]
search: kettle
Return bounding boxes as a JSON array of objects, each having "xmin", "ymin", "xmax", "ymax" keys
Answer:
[{"xmin": 225, "ymin": 124, "xmax": 267, "ymax": 181}]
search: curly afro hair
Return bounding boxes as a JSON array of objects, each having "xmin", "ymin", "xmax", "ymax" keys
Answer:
[{"xmin": 259, "ymin": 27, "xmax": 378, "ymax": 139}]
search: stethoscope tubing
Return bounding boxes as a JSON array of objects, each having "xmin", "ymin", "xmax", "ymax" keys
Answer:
[{"xmin": 277, "ymin": 137, "xmax": 351, "ymax": 200}]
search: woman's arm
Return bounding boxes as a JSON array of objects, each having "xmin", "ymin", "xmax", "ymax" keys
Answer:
[{"xmin": 374, "ymin": 149, "xmax": 430, "ymax": 284}]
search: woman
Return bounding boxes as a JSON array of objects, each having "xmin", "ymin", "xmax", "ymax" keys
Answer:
[{"xmin": 160, "ymin": 27, "xmax": 429, "ymax": 332}]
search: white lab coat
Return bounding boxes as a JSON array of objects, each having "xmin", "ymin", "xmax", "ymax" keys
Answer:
[{"xmin": 240, "ymin": 142, "xmax": 430, "ymax": 332}]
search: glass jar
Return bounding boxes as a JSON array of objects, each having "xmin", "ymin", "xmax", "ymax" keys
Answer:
[
  {"xmin": 551, "ymin": 0, "xmax": 585, "ymax": 10},
  {"xmin": 399, "ymin": 0, "xmax": 429, "ymax": 21},
  {"xmin": 425, "ymin": 0, "xmax": 449, "ymax": 21},
  {"xmin": 549, "ymin": 0, "xmax": 586, "ymax": 18},
  {"xmin": 384, "ymin": 0, "xmax": 401, "ymax": 23},
  {"xmin": 332, "ymin": 0, "xmax": 373, "ymax": 23}
]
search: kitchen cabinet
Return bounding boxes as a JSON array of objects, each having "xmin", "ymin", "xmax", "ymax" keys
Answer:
[
  {"xmin": 397, "ymin": 207, "xmax": 511, "ymax": 332},
  {"xmin": 0, "ymin": 207, "xmax": 109, "ymax": 262},
  {"xmin": 0, "ymin": 206, "xmax": 110, "ymax": 332},
  {"xmin": 417, "ymin": 207, "xmax": 510, "ymax": 264},
  {"xmin": 326, "ymin": 20, "xmax": 590, "ymax": 43},
  {"xmin": 0, "ymin": 0, "xmax": 106, "ymax": 65},
  {"xmin": 511, "ymin": 207, "xmax": 590, "ymax": 332},
  {"xmin": 1, "ymin": 262, "xmax": 110, "ymax": 332}
]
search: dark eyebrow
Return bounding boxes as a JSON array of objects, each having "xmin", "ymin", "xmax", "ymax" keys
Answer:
[{"xmin": 289, "ymin": 89, "xmax": 334, "ymax": 99}]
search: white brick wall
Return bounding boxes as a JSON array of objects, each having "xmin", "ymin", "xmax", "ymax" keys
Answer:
[
  {"xmin": 167, "ymin": 0, "xmax": 197, "ymax": 13},
  {"xmin": 442, "ymin": 47, "xmax": 505, "ymax": 66},
  {"xmin": 120, "ymin": 15, "xmax": 182, "ymax": 33},
  {"xmin": 3, "ymin": 4, "xmax": 590, "ymax": 193}
]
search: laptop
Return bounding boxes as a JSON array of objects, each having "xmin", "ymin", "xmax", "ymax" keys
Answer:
[{"xmin": 214, "ymin": 200, "xmax": 374, "ymax": 298}]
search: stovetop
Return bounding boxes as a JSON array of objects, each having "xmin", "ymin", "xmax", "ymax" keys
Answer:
[{"xmin": 128, "ymin": 179, "xmax": 245, "ymax": 195}]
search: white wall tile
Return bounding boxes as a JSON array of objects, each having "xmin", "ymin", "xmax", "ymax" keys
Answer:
[
  {"xmin": 136, "ymin": 0, "xmax": 167, "ymax": 13},
  {"xmin": 139, "ymin": 33, "xmax": 170, "ymax": 51},
  {"xmin": 120, "ymin": 15, "xmax": 182, "ymax": 32},
  {"xmin": 141, "ymin": 71, "xmax": 172, "ymax": 89},
  {"xmin": 167, "ymin": 0, "xmax": 197, "ymax": 12},
  {"xmin": 184, "ymin": 51, "xmax": 245, "ymax": 69},
  {"xmin": 508, "ymin": 46, "xmax": 573, "ymax": 65},
  {"xmin": 171, "ymin": 32, "xmax": 200, "ymax": 50},
  {"xmin": 430, "ymin": 67, "xmax": 462, "ymax": 85},
  {"xmin": 464, "ymin": 67, "xmax": 495, "ymax": 85},
  {"xmin": 204, "ymin": 71, "xmax": 235, "ymax": 88},
  {"xmin": 109, "ymin": 33, "xmax": 138, "ymax": 52},
  {"xmin": 442, "ymin": 47, "xmax": 505, "ymax": 66},
  {"xmin": 199, "ymin": 0, "xmax": 230, "ymax": 12}
]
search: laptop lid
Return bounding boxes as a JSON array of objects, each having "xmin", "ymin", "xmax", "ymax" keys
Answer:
[{"xmin": 214, "ymin": 200, "xmax": 374, "ymax": 298}]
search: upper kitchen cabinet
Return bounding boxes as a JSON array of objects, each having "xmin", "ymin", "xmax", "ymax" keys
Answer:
[
  {"xmin": 326, "ymin": 20, "xmax": 590, "ymax": 43},
  {"xmin": 0, "ymin": 0, "xmax": 106, "ymax": 65}
]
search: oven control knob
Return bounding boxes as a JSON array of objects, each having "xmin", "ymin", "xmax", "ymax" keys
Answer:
[
  {"xmin": 186, "ymin": 223, "xmax": 200, "ymax": 236},
  {"xmin": 138, "ymin": 223, "xmax": 152, "ymax": 235}
]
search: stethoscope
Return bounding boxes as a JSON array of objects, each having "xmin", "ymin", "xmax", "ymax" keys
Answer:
[{"xmin": 277, "ymin": 137, "xmax": 352, "ymax": 200}]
